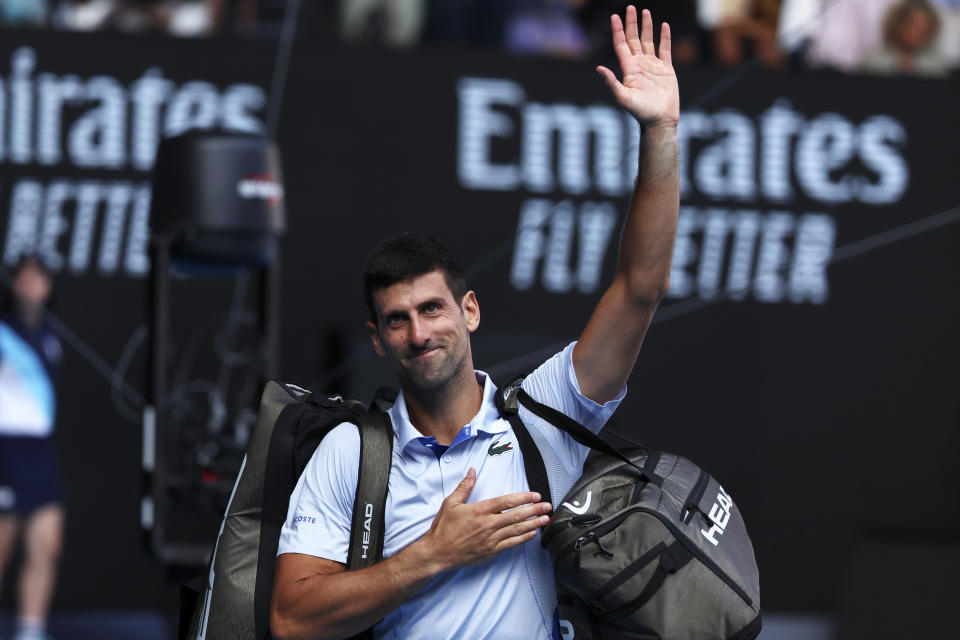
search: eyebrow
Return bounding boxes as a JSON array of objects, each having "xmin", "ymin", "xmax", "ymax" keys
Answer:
[
  {"xmin": 381, "ymin": 309, "xmax": 409, "ymax": 322},
  {"xmin": 417, "ymin": 297, "xmax": 446, "ymax": 310},
  {"xmin": 380, "ymin": 297, "xmax": 448, "ymax": 321}
]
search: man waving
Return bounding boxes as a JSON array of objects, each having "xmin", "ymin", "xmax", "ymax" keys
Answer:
[{"xmin": 271, "ymin": 7, "xmax": 680, "ymax": 639}]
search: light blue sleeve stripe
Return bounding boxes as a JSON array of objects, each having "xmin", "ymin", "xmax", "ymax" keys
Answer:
[{"xmin": 0, "ymin": 323, "xmax": 56, "ymax": 424}]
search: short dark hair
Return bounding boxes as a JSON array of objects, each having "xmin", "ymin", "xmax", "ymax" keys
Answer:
[
  {"xmin": 362, "ymin": 232, "xmax": 466, "ymax": 323},
  {"xmin": 12, "ymin": 254, "xmax": 52, "ymax": 280}
]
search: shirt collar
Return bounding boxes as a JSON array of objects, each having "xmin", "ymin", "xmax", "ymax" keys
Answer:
[{"xmin": 390, "ymin": 371, "xmax": 510, "ymax": 453}]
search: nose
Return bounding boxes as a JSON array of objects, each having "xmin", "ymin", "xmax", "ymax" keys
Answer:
[{"xmin": 408, "ymin": 314, "xmax": 430, "ymax": 348}]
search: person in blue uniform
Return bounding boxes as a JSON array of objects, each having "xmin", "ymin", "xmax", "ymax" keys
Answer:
[{"xmin": 0, "ymin": 256, "xmax": 64, "ymax": 640}]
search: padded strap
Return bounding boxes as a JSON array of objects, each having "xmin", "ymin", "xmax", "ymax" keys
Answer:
[
  {"xmin": 506, "ymin": 413, "xmax": 552, "ymax": 507},
  {"xmin": 516, "ymin": 389, "xmax": 662, "ymax": 486},
  {"xmin": 344, "ymin": 411, "xmax": 393, "ymax": 640},
  {"xmin": 494, "ymin": 377, "xmax": 552, "ymax": 506},
  {"xmin": 347, "ymin": 411, "xmax": 393, "ymax": 569}
]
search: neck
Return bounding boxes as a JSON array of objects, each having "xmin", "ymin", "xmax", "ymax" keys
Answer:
[
  {"xmin": 401, "ymin": 365, "xmax": 484, "ymax": 446},
  {"xmin": 14, "ymin": 302, "xmax": 43, "ymax": 329}
]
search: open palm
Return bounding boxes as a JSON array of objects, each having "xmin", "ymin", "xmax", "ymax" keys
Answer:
[{"xmin": 597, "ymin": 6, "xmax": 680, "ymax": 129}]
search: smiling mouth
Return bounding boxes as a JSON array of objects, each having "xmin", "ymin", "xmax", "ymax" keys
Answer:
[{"xmin": 409, "ymin": 347, "xmax": 440, "ymax": 360}]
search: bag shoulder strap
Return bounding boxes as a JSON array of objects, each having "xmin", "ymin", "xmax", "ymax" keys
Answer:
[
  {"xmin": 516, "ymin": 388, "xmax": 661, "ymax": 484},
  {"xmin": 344, "ymin": 403, "xmax": 394, "ymax": 640},
  {"xmin": 497, "ymin": 376, "xmax": 661, "ymax": 494},
  {"xmin": 495, "ymin": 377, "xmax": 553, "ymax": 505},
  {"xmin": 346, "ymin": 409, "xmax": 393, "ymax": 569}
]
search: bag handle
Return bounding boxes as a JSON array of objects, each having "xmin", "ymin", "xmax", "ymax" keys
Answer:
[
  {"xmin": 516, "ymin": 388, "xmax": 662, "ymax": 486},
  {"xmin": 598, "ymin": 541, "xmax": 693, "ymax": 623}
]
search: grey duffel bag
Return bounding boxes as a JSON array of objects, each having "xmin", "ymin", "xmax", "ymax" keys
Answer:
[{"xmin": 511, "ymin": 388, "xmax": 761, "ymax": 640}]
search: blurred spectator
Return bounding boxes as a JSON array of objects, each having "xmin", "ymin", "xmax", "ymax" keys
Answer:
[
  {"xmin": 862, "ymin": 0, "xmax": 950, "ymax": 76},
  {"xmin": 166, "ymin": 0, "xmax": 214, "ymax": 35},
  {"xmin": 423, "ymin": 0, "xmax": 511, "ymax": 47},
  {"xmin": 50, "ymin": 0, "xmax": 114, "ymax": 30},
  {"xmin": 579, "ymin": 1, "xmax": 703, "ymax": 65},
  {"xmin": 803, "ymin": 0, "xmax": 898, "ymax": 72},
  {"xmin": 698, "ymin": 0, "xmax": 787, "ymax": 68},
  {"xmin": 776, "ymin": 0, "xmax": 817, "ymax": 53},
  {"xmin": 223, "ymin": 0, "xmax": 288, "ymax": 37},
  {"xmin": 931, "ymin": 0, "xmax": 960, "ymax": 67},
  {"xmin": 108, "ymin": 0, "xmax": 162, "ymax": 30},
  {"xmin": 52, "ymin": 0, "xmax": 217, "ymax": 35},
  {"xmin": 1, "ymin": 0, "xmax": 48, "ymax": 26},
  {"xmin": 340, "ymin": 0, "xmax": 426, "ymax": 47},
  {"xmin": 505, "ymin": 0, "xmax": 589, "ymax": 58}
]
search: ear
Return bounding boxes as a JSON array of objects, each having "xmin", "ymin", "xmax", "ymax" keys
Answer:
[
  {"xmin": 461, "ymin": 291, "xmax": 480, "ymax": 333},
  {"xmin": 365, "ymin": 321, "xmax": 387, "ymax": 358}
]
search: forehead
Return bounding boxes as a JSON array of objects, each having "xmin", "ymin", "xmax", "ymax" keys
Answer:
[
  {"xmin": 16, "ymin": 263, "xmax": 50, "ymax": 282},
  {"xmin": 371, "ymin": 270, "xmax": 456, "ymax": 313}
]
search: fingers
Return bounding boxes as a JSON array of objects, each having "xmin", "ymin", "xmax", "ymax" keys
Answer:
[
  {"xmin": 596, "ymin": 66, "xmax": 627, "ymax": 105},
  {"xmin": 640, "ymin": 8, "xmax": 655, "ymax": 56},
  {"xmin": 492, "ymin": 501, "xmax": 552, "ymax": 528},
  {"xmin": 624, "ymin": 5, "xmax": 641, "ymax": 55},
  {"xmin": 610, "ymin": 13, "xmax": 631, "ymax": 63},
  {"xmin": 658, "ymin": 21, "xmax": 672, "ymax": 65},
  {"xmin": 615, "ymin": 7, "xmax": 669, "ymax": 62},
  {"xmin": 444, "ymin": 468, "xmax": 476, "ymax": 506},
  {"xmin": 493, "ymin": 514, "xmax": 551, "ymax": 546},
  {"xmin": 477, "ymin": 490, "xmax": 542, "ymax": 514},
  {"xmin": 495, "ymin": 525, "xmax": 545, "ymax": 552}
]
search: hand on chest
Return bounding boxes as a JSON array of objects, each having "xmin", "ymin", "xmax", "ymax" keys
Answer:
[{"xmin": 381, "ymin": 424, "xmax": 530, "ymax": 555}]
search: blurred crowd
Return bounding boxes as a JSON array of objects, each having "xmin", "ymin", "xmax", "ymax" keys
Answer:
[{"xmin": 1, "ymin": 0, "xmax": 958, "ymax": 77}]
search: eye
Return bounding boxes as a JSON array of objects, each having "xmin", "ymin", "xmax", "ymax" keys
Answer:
[{"xmin": 423, "ymin": 303, "xmax": 441, "ymax": 314}]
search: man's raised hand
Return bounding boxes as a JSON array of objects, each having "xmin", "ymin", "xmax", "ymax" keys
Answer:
[
  {"xmin": 419, "ymin": 468, "xmax": 552, "ymax": 571},
  {"xmin": 597, "ymin": 6, "xmax": 680, "ymax": 129}
]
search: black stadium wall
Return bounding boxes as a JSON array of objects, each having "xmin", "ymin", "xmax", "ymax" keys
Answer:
[{"xmin": 0, "ymin": 29, "xmax": 957, "ymax": 615}]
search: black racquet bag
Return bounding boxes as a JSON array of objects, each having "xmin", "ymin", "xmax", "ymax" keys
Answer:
[
  {"xmin": 497, "ymin": 378, "xmax": 761, "ymax": 640},
  {"xmin": 179, "ymin": 380, "xmax": 394, "ymax": 640}
]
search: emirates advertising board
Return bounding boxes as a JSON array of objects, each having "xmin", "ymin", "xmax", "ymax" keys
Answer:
[{"xmin": 0, "ymin": 30, "xmax": 956, "ymax": 611}]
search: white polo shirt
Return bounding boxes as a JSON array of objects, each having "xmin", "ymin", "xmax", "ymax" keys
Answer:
[{"xmin": 277, "ymin": 342, "xmax": 625, "ymax": 639}]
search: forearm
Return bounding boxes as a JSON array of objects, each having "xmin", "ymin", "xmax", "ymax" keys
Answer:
[
  {"xmin": 271, "ymin": 540, "xmax": 441, "ymax": 640},
  {"xmin": 571, "ymin": 6, "xmax": 682, "ymax": 403},
  {"xmin": 617, "ymin": 122, "xmax": 679, "ymax": 304}
]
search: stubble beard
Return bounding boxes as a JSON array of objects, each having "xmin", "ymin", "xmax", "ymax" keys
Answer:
[
  {"xmin": 397, "ymin": 329, "xmax": 472, "ymax": 394},
  {"xmin": 403, "ymin": 344, "xmax": 466, "ymax": 393}
]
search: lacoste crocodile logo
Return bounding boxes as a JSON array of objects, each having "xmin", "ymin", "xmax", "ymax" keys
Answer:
[
  {"xmin": 562, "ymin": 490, "xmax": 593, "ymax": 515},
  {"xmin": 487, "ymin": 440, "xmax": 514, "ymax": 456}
]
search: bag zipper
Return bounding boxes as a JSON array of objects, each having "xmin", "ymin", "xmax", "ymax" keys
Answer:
[
  {"xmin": 681, "ymin": 469, "xmax": 711, "ymax": 524},
  {"xmin": 554, "ymin": 505, "xmax": 754, "ymax": 607},
  {"xmin": 574, "ymin": 531, "xmax": 615, "ymax": 558},
  {"xmin": 548, "ymin": 454, "xmax": 663, "ymax": 547},
  {"xmin": 554, "ymin": 506, "xmax": 643, "ymax": 563}
]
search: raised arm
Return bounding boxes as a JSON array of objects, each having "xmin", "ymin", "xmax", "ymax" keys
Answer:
[
  {"xmin": 573, "ymin": 6, "xmax": 680, "ymax": 404},
  {"xmin": 271, "ymin": 469, "xmax": 551, "ymax": 640}
]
